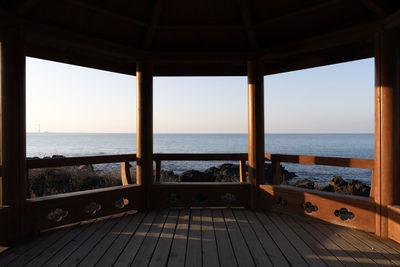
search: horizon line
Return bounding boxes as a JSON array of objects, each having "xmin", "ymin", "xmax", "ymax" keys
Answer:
[{"xmin": 26, "ymin": 132, "xmax": 375, "ymax": 135}]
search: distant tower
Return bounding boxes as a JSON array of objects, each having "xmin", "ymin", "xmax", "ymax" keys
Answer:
[{"xmin": 38, "ymin": 124, "xmax": 40, "ymax": 133}]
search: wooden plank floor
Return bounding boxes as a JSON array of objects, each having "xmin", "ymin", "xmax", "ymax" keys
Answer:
[{"xmin": 1, "ymin": 208, "xmax": 400, "ymax": 266}]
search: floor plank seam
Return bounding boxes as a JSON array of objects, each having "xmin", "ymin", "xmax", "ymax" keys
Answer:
[
  {"xmin": 232, "ymin": 209, "xmax": 263, "ymax": 266},
  {"xmin": 296, "ymin": 217, "xmax": 347, "ymax": 266},
  {"xmin": 35, "ymin": 221, "xmax": 94, "ymax": 267},
  {"xmin": 129, "ymin": 209, "xmax": 162, "ymax": 266},
  {"xmin": 255, "ymin": 211, "xmax": 294, "ymax": 266},
  {"xmin": 270, "ymin": 212, "xmax": 314, "ymax": 266},
  {"xmin": 308, "ymin": 220, "xmax": 372, "ymax": 266},
  {"xmin": 183, "ymin": 208, "xmax": 192, "ymax": 267},
  {"xmin": 59, "ymin": 215, "xmax": 113, "ymax": 266},
  {"xmin": 106, "ymin": 211, "xmax": 146, "ymax": 265},
  {"xmin": 253, "ymin": 210, "xmax": 292, "ymax": 266},
  {"xmin": 273, "ymin": 213, "xmax": 330, "ymax": 267},
  {"xmin": 210, "ymin": 209, "xmax": 222, "ymax": 267},
  {"xmin": 282, "ymin": 215, "xmax": 337, "ymax": 267},
  {"xmin": 224, "ymin": 208, "xmax": 256, "ymax": 267},
  {"xmin": 262, "ymin": 211, "xmax": 308, "ymax": 266},
  {"xmin": 74, "ymin": 214, "xmax": 125, "ymax": 267},
  {"xmin": 92, "ymin": 213, "xmax": 136, "ymax": 267},
  {"xmin": 346, "ymin": 227, "xmax": 400, "ymax": 266},
  {"xmin": 48, "ymin": 217, "xmax": 110, "ymax": 267},
  {"xmin": 11, "ymin": 223, "xmax": 76, "ymax": 266},
  {"xmin": 110, "ymin": 211, "xmax": 148, "ymax": 266},
  {"xmin": 244, "ymin": 210, "xmax": 274, "ymax": 266},
  {"xmin": 220, "ymin": 209, "xmax": 239, "ymax": 267},
  {"xmin": 163, "ymin": 209, "xmax": 180, "ymax": 267},
  {"xmin": 145, "ymin": 209, "xmax": 171, "ymax": 267},
  {"xmin": 200, "ymin": 209, "xmax": 203, "ymax": 267}
]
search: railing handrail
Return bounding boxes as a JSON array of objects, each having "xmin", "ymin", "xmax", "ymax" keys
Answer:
[
  {"xmin": 27, "ymin": 154, "xmax": 137, "ymax": 169},
  {"xmin": 153, "ymin": 153, "xmax": 248, "ymax": 161},
  {"xmin": 26, "ymin": 153, "xmax": 374, "ymax": 170},
  {"xmin": 265, "ymin": 153, "xmax": 374, "ymax": 169}
]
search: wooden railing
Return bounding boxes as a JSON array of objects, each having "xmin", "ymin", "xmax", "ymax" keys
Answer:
[
  {"xmin": 265, "ymin": 153, "xmax": 374, "ymax": 184},
  {"xmin": 262, "ymin": 153, "xmax": 375, "ymax": 233},
  {"xmin": 24, "ymin": 154, "xmax": 140, "ymax": 233},
  {"xmin": 21, "ymin": 153, "xmax": 377, "ymax": 234},
  {"xmin": 27, "ymin": 154, "xmax": 137, "ymax": 185}
]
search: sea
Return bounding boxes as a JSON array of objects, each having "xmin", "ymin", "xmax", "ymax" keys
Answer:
[{"xmin": 26, "ymin": 133, "xmax": 374, "ymax": 186}]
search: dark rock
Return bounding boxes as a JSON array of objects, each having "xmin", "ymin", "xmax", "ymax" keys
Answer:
[
  {"xmin": 347, "ymin": 180, "xmax": 370, "ymax": 197},
  {"xmin": 293, "ymin": 179, "xmax": 315, "ymax": 189},
  {"xmin": 160, "ymin": 170, "xmax": 178, "ymax": 182},
  {"xmin": 205, "ymin": 164, "xmax": 241, "ymax": 182},
  {"xmin": 52, "ymin": 155, "xmax": 65, "ymax": 158},
  {"xmin": 329, "ymin": 176, "xmax": 348, "ymax": 188},
  {"xmin": 179, "ymin": 170, "xmax": 216, "ymax": 182},
  {"xmin": 325, "ymin": 176, "xmax": 371, "ymax": 197},
  {"xmin": 320, "ymin": 184, "xmax": 335, "ymax": 192},
  {"xmin": 206, "ymin": 163, "xmax": 240, "ymax": 176}
]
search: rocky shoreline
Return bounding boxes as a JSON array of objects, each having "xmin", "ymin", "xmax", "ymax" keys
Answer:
[
  {"xmin": 160, "ymin": 162, "xmax": 371, "ymax": 197},
  {"xmin": 28, "ymin": 155, "xmax": 371, "ymax": 198}
]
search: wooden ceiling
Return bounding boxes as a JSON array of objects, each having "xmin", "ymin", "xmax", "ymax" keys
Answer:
[{"xmin": 0, "ymin": 0, "xmax": 400, "ymax": 76}]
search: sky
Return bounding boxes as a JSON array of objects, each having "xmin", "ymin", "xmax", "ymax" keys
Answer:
[{"xmin": 26, "ymin": 57, "xmax": 374, "ymax": 134}]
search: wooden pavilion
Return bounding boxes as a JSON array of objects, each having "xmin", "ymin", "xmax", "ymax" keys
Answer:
[{"xmin": 1, "ymin": 0, "xmax": 400, "ymax": 266}]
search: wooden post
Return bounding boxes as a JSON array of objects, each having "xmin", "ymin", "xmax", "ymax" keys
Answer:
[
  {"xmin": 155, "ymin": 159, "xmax": 161, "ymax": 183},
  {"xmin": 136, "ymin": 61, "xmax": 153, "ymax": 208},
  {"xmin": 271, "ymin": 157, "xmax": 281, "ymax": 185},
  {"xmin": 0, "ymin": 28, "xmax": 27, "ymax": 238},
  {"xmin": 120, "ymin": 161, "xmax": 132, "ymax": 185},
  {"xmin": 247, "ymin": 60, "xmax": 265, "ymax": 209},
  {"xmin": 374, "ymin": 30, "xmax": 400, "ymax": 238},
  {"xmin": 239, "ymin": 160, "xmax": 246, "ymax": 182}
]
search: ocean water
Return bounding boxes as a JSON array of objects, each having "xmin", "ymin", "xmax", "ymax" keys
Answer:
[{"xmin": 26, "ymin": 133, "xmax": 374, "ymax": 185}]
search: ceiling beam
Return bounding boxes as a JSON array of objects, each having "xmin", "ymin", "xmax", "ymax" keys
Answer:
[
  {"xmin": 385, "ymin": 9, "xmax": 400, "ymax": 29},
  {"xmin": 156, "ymin": 24, "xmax": 245, "ymax": 31},
  {"xmin": 236, "ymin": 0, "xmax": 259, "ymax": 50},
  {"xmin": 16, "ymin": 0, "xmax": 43, "ymax": 15},
  {"xmin": 149, "ymin": 50, "xmax": 254, "ymax": 62},
  {"xmin": 254, "ymin": 0, "xmax": 341, "ymax": 28},
  {"xmin": 358, "ymin": 0, "xmax": 387, "ymax": 18},
  {"xmin": 66, "ymin": 0, "xmax": 149, "ymax": 28},
  {"xmin": 143, "ymin": 0, "xmax": 164, "ymax": 49},
  {"xmin": 259, "ymin": 20, "xmax": 382, "ymax": 62},
  {"xmin": 265, "ymin": 45, "xmax": 372, "ymax": 75},
  {"xmin": 21, "ymin": 18, "xmax": 145, "ymax": 61}
]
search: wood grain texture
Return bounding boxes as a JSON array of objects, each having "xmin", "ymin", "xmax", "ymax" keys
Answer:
[
  {"xmin": 24, "ymin": 185, "xmax": 142, "ymax": 232},
  {"xmin": 259, "ymin": 184, "xmax": 376, "ymax": 233},
  {"xmin": 2, "ymin": 209, "xmax": 400, "ymax": 266}
]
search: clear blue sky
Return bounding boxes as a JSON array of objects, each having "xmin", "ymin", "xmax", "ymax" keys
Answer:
[{"xmin": 26, "ymin": 57, "xmax": 374, "ymax": 134}]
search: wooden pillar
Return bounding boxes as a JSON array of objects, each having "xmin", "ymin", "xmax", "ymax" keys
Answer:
[
  {"xmin": 247, "ymin": 60, "xmax": 265, "ymax": 209},
  {"xmin": 0, "ymin": 28, "xmax": 27, "ymax": 238},
  {"xmin": 374, "ymin": 30, "xmax": 400, "ymax": 237},
  {"xmin": 136, "ymin": 61, "xmax": 153, "ymax": 208}
]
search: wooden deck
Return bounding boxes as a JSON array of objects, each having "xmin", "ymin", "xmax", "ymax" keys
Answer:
[{"xmin": 1, "ymin": 208, "xmax": 400, "ymax": 267}]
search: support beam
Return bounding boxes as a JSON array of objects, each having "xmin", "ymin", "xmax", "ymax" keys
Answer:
[
  {"xmin": 247, "ymin": 60, "xmax": 264, "ymax": 209},
  {"xmin": 358, "ymin": 0, "xmax": 387, "ymax": 18},
  {"xmin": 255, "ymin": 0, "xmax": 341, "ymax": 28},
  {"xmin": 16, "ymin": 0, "xmax": 42, "ymax": 15},
  {"xmin": 374, "ymin": 30, "xmax": 400, "ymax": 238},
  {"xmin": 136, "ymin": 61, "xmax": 153, "ymax": 208},
  {"xmin": 237, "ymin": 0, "xmax": 259, "ymax": 50},
  {"xmin": 143, "ymin": 0, "xmax": 164, "ymax": 49},
  {"xmin": 385, "ymin": 9, "xmax": 400, "ymax": 30},
  {"xmin": 66, "ymin": 0, "xmax": 149, "ymax": 28},
  {"xmin": 0, "ymin": 27, "xmax": 27, "ymax": 238},
  {"xmin": 259, "ymin": 20, "xmax": 381, "ymax": 62}
]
